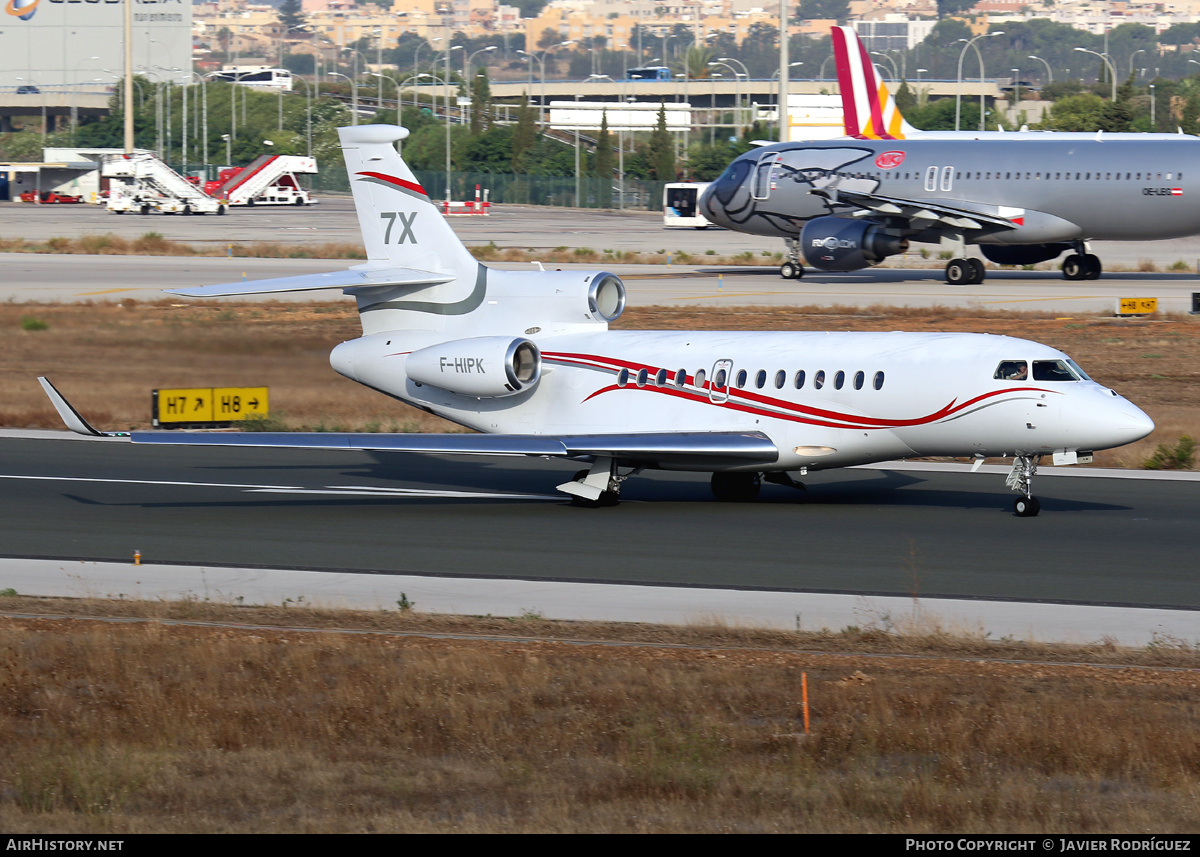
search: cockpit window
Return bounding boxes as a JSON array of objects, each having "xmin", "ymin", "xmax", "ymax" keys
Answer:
[
  {"xmin": 1066, "ymin": 359, "xmax": 1091, "ymax": 381},
  {"xmin": 994, "ymin": 360, "xmax": 1028, "ymax": 381},
  {"xmin": 1033, "ymin": 360, "xmax": 1081, "ymax": 381}
]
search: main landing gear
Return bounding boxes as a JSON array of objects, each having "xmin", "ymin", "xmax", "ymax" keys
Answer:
[
  {"xmin": 945, "ymin": 257, "xmax": 986, "ymax": 285},
  {"xmin": 1005, "ymin": 455, "xmax": 1041, "ymax": 517},
  {"xmin": 780, "ymin": 238, "xmax": 804, "ymax": 279},
  {"xmin": 1062, "ymin": 253, "xmax": 1101, "ymax": 281},
  {"xmin": 710, "ymin": 471, "xmax": 807, "ymax": 502}
]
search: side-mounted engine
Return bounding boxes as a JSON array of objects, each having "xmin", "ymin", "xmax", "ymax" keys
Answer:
[
  {"xmin": 406, "ymin": 336, "xmax": 541, "ymax": 398},
  {"xmin": 800, "ymin": 216, "xmax": 908, "ymax": 271}
]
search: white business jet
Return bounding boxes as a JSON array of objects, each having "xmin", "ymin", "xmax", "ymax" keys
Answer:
[{"xmin": 40, "ymin": 124, "xmax": 1154, "ymax": 515}]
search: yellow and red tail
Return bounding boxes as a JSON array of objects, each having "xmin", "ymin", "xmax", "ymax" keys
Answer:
[{"xmin": 831, "ymin": 26, "xmax": 918, "ymax": 141}]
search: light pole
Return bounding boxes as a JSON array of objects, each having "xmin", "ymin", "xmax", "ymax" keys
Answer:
[
  {"xmin": 955, "ymin": 30, "xmax": 1004, "ymax": 132},
  {"xmin": 1150, "ymin": 83, "xmax": 1156, "ymax": 130},
  {"xmin": 1075, "ymin": 47, "xmax": 1116, "ymax": 101},
  {"xmin": 72, "ymin": 56, "xmax": 100, "ymax": 145},
  {"xmin": 916, "ymin": 67, "xmax": 928, "ymax": 106},
  {"xmin": 327, "ymin": 71, "xmax": 356, "ymax": 125},
  {"xmin": 415, "ymin": 37, "xmax": 441, "ymax": 80},
  {"xmin": 1010, "ymin": 67, "xmax": 1019, "ymax": 126},
  {"xmin": 1027, "ymin": 54, "xmax": 1053, "ymax": 86},
  {"xmin": 343, "ymin": 47, "xmax": 368, "ymax": 124},
  {"xmin": 871, "ymin": 51, "xmax": 898, "ymax": 81},
  {"xmin": 292, "ymin": 74, "xmax": 312, "ymax": 157},
  {"xmin": 1130, "ymin": 49, "xmax": 1146, "ymax": 78},
  {"xmin": 465, "ymin": 45, "xmax": 497, "ymax": 82},
  {"xmin": 370, "ymin": 72, "xmax": 399, "ymax": 117},
  {"xmin": 221, "ymin": 133, "xmax": 231, "ymax": 165},
  {"xmin": 401, "ymin": 72, "xmax": 443, "ymax": 113}
]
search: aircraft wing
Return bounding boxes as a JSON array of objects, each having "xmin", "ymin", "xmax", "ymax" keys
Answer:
[
  {"xmin": 39, "ymin": 378, "xmax": 778, "ymax": 468},
  {"xmin": 126, "ymin": 429, "xmax": 779, "ymax": 466},
  {"xmin": 165, "ymin": 267, "xmax": 452, "ymax": 297},
  {"xmin": 810, "ymin": 187, "xmax": 1019, "ymax": 232}
]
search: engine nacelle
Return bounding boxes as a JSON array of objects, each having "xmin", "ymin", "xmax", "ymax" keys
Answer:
[
  {"xmin": 406, "ymin": 336, "xmax": 541, "ymax": 398},
  {"xmin": 801, "ymin": 216, "xmax": 909, "ymax": 271}
]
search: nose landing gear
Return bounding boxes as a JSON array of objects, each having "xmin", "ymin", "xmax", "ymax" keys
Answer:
[
  {"xmin": 780, "ymin": 238, "xmax": 805, "ymax": 279},
  {"xmin": 1005, "ymin": 455, "xmax": 1041, "ymax": 517}
]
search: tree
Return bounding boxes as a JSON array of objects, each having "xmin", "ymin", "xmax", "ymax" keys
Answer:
[
  {"xmin": 798, "ymin": 0, "xmax": 848, "ymax": 22},
  {"xmin": 470, "ymin": 69, "xmax": 492, "ymax": 135},
  {"xmin": 511, "ymin": 95, "xmax": 538, "ymax": 172},
  {"xmin": 935, "ymin": 0, "xmax": 978, "ymax": 17},
  {"xmin": 594, "ymin": 111, "xmax": 614, "ymax": 206},
  {"xmin": 647, "ymin": 104, "xmax": 675, "ymax": 181},
  {"xmin": 277, "ymin": 0, "xmax": 308, "ymax": 34}
]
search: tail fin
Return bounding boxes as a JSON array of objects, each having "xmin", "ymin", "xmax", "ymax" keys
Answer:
[
  {"xmin": 339, "ymin": 124, "xmax": 478, "ymax": 280},
  {"xmin": 831, "ymin": 26, "xmax": 917, "ymax": 140}
]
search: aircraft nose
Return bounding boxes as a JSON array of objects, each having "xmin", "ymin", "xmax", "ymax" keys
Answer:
[
  {"xmin": 701, "ymin": 157, "xmax": 753, "ymax": 223},
  {"xmin": 1084, "ymin": 392, "xmax": 1155, "ymax": 449}
]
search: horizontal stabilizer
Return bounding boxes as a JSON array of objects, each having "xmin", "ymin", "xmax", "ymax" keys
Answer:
[{"xmin": 166, "ymin": 267, "xmax": 452, "ymax": 297}]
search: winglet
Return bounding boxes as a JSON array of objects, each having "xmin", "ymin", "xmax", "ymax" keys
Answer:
[{"xmin": 37, "ymin": 377, "xmax": 128, "ymax": 438}]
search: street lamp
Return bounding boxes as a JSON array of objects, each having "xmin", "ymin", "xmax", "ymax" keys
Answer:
[
  {"xmin": 1027, "ymin": 54, "xmax": 1053, "ymax": 87},
  {"xmin": 327, "ymin": 71, "xmax": 357, "ymax": 125},
  {"xmin": 465, "ymin": 45, "xmax": 497, "ymax": 81},
  {"xmin": 1010, "ymin": 67, "xmax": 1020, "ymax": 126},
  {"xmin": 1130, "ymin": 49, "xmax": 1146, "ymax": 78},
  {"xmin": 292, "ymin": 74, "xmax": 312, "ymax": 157},
  {"xmin": 955, "ymin": 30, "xmax": 1004, "ymax": 132},
  {"xmin": 871, "ymin": 51, "xmax": 898, "ymax": 81},
  {"xmin": 1150, "ymin": 83, "xmax": 1156, "ymax": 129},
  {"xmin": 221, "ymin": 133, "xmax": 231, "ymax": 165},
  {"xmin": 1075, "ymin": 47, "xmax": 1117, "ymax": 101}
]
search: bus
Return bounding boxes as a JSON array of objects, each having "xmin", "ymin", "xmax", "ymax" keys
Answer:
[
  {"xmin": 663, "ymin": 182, "xmax": 712, "ymax": 229},
  {"xmin": 206, "ymin": 68, "xmax": 293, "ymax": 92},
  {"xmin": 626, "ymin": 67, "xmax": 672, "ymax": 80}
]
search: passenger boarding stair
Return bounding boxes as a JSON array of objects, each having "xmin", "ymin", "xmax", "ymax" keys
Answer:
[
  {"xmin": 102, "ymin": 153, "xmax": 224, "ymax": 215},
  {"xmin": 211, "ymin": 154, "xmax": 317, "ymax": 206}
]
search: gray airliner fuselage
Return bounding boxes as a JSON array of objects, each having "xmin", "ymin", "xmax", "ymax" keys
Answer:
[{"xmin": 700, "ymin": 138, "xmax": 1200, "ymax": 283}]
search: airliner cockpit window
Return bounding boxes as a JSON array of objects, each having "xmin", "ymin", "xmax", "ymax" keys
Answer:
[
  {"xmin": 994, "ymin": 360, "xmax": 1028, "ymax": 381},
  {"xmin": 1032, "ymin": 360, "xmax": 1081, "ymax": 381}
]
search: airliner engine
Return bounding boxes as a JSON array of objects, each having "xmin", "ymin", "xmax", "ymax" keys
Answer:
[
  {"xmin": 406, "ymin": 337, "xmax": 541, "ymax": 398},
  {"xmin": 800, "ymin": 216, "xmax": 909, "ymax": 271}
]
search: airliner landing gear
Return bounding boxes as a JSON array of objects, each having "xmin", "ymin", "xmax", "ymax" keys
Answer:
[
  {"xmin": 945, "ymin": 258, "xmax": 985, "ymax": 285},
  {"xmin": 1062, "ymin": 253, "xmax": 1102, "ymax": 281},
  {"xmin": 1005, "ymin": 455, "xmax": 1041, "ymax": 517},
  {"xmin": 711, "ymin": 471, "xmax": 762, "ymax": 502},
  {"xmin": 780, "ymin": 238, "xmax": 804, "ymax": 279}
]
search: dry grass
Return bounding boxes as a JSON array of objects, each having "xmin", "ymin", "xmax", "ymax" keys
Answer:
[
  {"xmin": 0, "ymin": 594, "xmax": 1197, "ymax": 832},
  {"xmin": 3, "ymin": 300, "xmax": 1200, "ymax": 468},
  {"xmin": 0, "ymin": 233, "xmax": 369, "ymax": 261}
]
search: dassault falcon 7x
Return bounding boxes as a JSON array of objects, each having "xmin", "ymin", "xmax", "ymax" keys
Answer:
[
  {"xmin": 704, "ymin": 59, "xmax": 1200, "ymax": 285},
  {"xmin": 40, "ymin": 124, "xmax": 1154, "ymax": 515}
]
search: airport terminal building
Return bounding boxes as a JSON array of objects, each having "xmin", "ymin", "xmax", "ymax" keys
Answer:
[{"xmin": 1, "ymin": 0, "xmax": 191, "ymax": 90}]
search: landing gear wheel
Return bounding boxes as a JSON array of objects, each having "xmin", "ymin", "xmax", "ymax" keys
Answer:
[
  {"xmin": 780, "ymin": 261, "xmax": 804, "ymax": 279},
  {"xmin": 711, "ymin": 472, "xmax": 762, "ymax": 502},
  {"xmin": 1083, "ymin": 253, "xmax": 1102, "ymax": 280},
  {"xmin": 1062, "ymin": 254, "xmax": 1085, "ymax": 280},
  {"xmin": 968, "ymin": 258, "xmax": 986, "ymax": 283},
  {"xmin": 945, "ymin": 259, "xmax": 971, "ymax": 285},
  {"xmin": 1013, "ymin": 496, "xmax": 1041, "ymax": 517}
]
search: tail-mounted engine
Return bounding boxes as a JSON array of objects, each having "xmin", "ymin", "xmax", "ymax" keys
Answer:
[
  {"xmin": 800, "ymin": 216, "xmax": 908, "ymax": 271},
  {"xmin": 406, "ymin": 336, "xmax": 541, "ymax": 398}
]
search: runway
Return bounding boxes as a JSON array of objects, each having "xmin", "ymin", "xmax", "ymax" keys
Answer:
[
  {"xmin": 4, "ymin": 252, "xmax": 1200, "ymax": 314},
  {"xmin": 1, "ymin": 433, "xmax": 1198, "ymax": 645}
]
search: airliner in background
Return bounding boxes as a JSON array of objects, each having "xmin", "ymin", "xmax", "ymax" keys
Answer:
[
  {"xmin": 41, "ymin": 124, "xmax": 1154, "ymax": 516},
  {"xmin": 701, "ymin": 27, "xmax": 1200, "ymax": 284}
]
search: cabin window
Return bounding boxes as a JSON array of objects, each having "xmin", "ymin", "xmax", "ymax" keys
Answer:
[
  {"xmin": 636, "ymin": 368, "xmax": 648, "ymax": 387},
  {"xmin": 1032, "ymin": 360, "xmax": 1080, "ymax": 382},
  {"xmin": 755, "ymin": 370, "xmax": 767, "ymax": 389},
  {"xmin": 617, "ymin": 368, "xmax": 630, "ymax": 387},
  {"xmin": 712, "ymin": 368, "xmax": 726, "ymax": 388},
  {"xmin": 735, "ymin": 369, "xmax": 747, "ymax": 388},
  {"xmin": 994, "ymin": 360, "xmax": 1028, "ymax": 381},
  {"xmin": 655, "ymin": 368, "xmax": 667, "ymax": 387},
  {"xmin": 775, "ymin": 370, "xmax": 786, "ymax": 389},
  {"xmin": 814, "ymin": 370, "xmax": 826, "ymax": 390},
  {"xmin": 854, "ymin": 370, "xmax": 865, "ymax": 390},
  {"xmin": 834, "ymin": 370, "xmax": 846, "ymax": 390},
  {"xmin": 794, "ymin": 370, "xmax": 806, "ymax": 389},
  {"xmin": 675, "ymin": 369, "xmax": 686, "ymax": 387},
  {"xmin": 695, "ymin": 369, "xmax": 706, "ymax": 387},
  {"xmin": 874, "ymin": 371, "xmax": 885, "ymax": 390}
]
